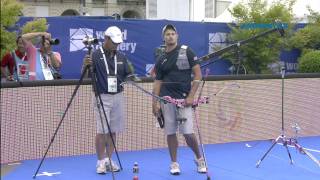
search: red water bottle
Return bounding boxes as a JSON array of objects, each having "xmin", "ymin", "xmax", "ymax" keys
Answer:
[{"xmin": 133, "ymin": 162, "xmax": 139, "ymax": 180}]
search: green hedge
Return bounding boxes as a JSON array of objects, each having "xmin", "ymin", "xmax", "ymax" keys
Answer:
[{"xmin": 298, "ymin": 50, "xmax": 320, "ymax": 73}]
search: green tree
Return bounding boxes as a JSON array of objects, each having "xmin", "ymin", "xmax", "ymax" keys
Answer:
[
  {"xmin": 289, "ymin": 8, "xmax": 320, "ymax": 72},
  {"xmin": 227, "ymin": 0, "xmax": 295, "ymax": 74},
  {"xmin": 298, "ymin": 50, "xmax": 320, "ymax": 73},
  {"xmin": 307, "ymin": 8, "xmax": 320, "ymax": 24},
  {"xmin": 0, "ymin": 0, "xmax": 48, "ymax": 61},
  {"xmin": 21, "ymin": 18, "xmax": 48, "ymax": 34},
  {"xmin": 21, "ymin": 18, "xmax": 49, "ymax": 44},
  {"xmin": 0, "ymin": 0, "xmax": 23, "ymax": 60}
]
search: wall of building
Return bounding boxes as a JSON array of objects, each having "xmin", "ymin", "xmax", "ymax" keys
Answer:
[{"xmin": 18, "ymin": 0, "xmax": 146, "ymax": 18}]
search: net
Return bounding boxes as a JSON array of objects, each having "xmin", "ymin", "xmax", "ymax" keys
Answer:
[{"xmin": 1, "ymin": 76, "xmax": 320, "ymax": 164}]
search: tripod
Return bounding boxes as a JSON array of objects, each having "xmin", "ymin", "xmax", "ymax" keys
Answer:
[
  {"xmin": 286, "ymin": 124, "xmax": 320, "ymax": 168},
  {"xmin": 229, "ymin": 44, "xmax": 247, "ymax": 75},
  {"xmin": 256, "ymin": 67, "xmax": 320, "ymax": 168},
  {"xmin": 256, "ymin": 67, "xmax": 293, "ymax": 167},
  {"xmin": 33, "ymin": 45, "xmax": 122, "ymax": 179}
]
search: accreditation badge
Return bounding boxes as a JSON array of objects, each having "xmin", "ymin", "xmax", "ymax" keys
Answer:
[
  {"xmin": 107, "ymin": 76, "xmax": 117, "ymax": 93},
  {"xmin": 17, "ymin": 63, "xmax": 29, "ymax": 80},
  {"xmin": 42, "ymin": 68, "xmax": 54, "ymax": 80}
]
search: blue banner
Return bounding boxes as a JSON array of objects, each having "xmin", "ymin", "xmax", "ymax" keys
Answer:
[{"xmin": 16, "ymin": 17, "xmax": 303, "ymax": 78}]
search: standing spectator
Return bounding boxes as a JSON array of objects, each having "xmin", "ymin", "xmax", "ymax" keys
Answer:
[{"xmin": 1, "ymin": 36, "xmax": 27, "ymax": 81}]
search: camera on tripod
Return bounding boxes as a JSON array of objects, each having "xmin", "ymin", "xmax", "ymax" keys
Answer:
[
  {"xmin": 42, "ymin": 36, "xmax": 60, "ymax": 45},
  {"xmin": 82, "ymin": 36, "xmax": 99, "ymax": 46}
]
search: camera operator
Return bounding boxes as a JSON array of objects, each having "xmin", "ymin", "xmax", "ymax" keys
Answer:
[
  {"xmin": 81, "ymin": 26, "xmax": 134, "ymax": 174},
  {"xmin": 19, "ymin": 32, "xmax": 62, "ymax": 80}
]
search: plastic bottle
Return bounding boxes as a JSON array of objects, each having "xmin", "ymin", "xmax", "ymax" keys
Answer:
[{"xmin": 133, "ymin": 162, "xmax": 139, "ymax": 180}]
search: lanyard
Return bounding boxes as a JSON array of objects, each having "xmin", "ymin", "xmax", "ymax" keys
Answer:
[
  {"xmin": 100, "ymin": 47, "xmax": 117, "ymax": 75},
  {"xmin": 39, "ymin": 53, "xmax": 53, "ymax": 80},
  {"xmin": 21, "ymin": 55, "xmax": 26, "ymax": 61},
  {"xmin": 20, "ymin": 52, "xmax": 27, "ymax": 61},
  {"xmin": 13, "ymin": 51, "xmax": 26, "ymax": 61},
  {"xmin": 40, "ymin": 54, "xmax": 48, "ymax": 68},
  {"xmin": 41, "ymin": 54, "xmax": 48, "ymax": 66}
]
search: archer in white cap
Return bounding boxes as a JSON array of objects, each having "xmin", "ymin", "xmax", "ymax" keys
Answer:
[{"xmin": 82, "ymin": 25, "xmax": 134, "ymax": 174}]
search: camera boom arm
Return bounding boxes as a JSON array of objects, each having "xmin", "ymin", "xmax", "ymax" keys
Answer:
[{"xmin": 199, "ymin": 26, "xmax": 284, "ymax": 68}]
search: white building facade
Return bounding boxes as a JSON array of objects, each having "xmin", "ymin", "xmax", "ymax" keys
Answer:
[
  {"xmin": 18, "ymin": 0, "xmax": 146, "ymax": 18},
  {"xmin": 146, "ymin": 0, "xmax": 232, "ymax": 21},
  {"xmin": 18, "ymin": 0, "xmax": 232, "ymax": 21}
]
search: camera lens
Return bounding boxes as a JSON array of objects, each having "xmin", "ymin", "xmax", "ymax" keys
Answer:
[{"xmin": 50, "ymin": 39, "xmax": 60, "ymax": 45}]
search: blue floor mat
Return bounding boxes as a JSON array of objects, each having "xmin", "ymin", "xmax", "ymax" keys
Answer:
[{"xmin": 3, "ymin": 136, "xmax": 319, "ymax": 180}]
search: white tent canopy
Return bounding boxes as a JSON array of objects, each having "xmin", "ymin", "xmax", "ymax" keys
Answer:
[{"xmin": 211, "ymin": 0, "xmax": 320, "ymax": 23}]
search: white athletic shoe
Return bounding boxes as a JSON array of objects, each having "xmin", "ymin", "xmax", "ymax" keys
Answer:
[
  {"xmin": 96, "ymin": 160, "xmax": 107, "ymax": 174},
  {"xmin": 170, "ymin": 162, "xmax": 181, "ymax": 175},
  {"xmin": 195, "ymin": 157, "xmax": 207, "ymax": 173},
  {"xmin": 105, "ymin": 158, "xmax": 120, "ymax": 172}
]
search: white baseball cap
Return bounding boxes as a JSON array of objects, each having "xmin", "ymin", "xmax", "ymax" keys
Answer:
[{"xmin": 104, "ymin": 26, "xmax": 123, "ymax": 43}]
